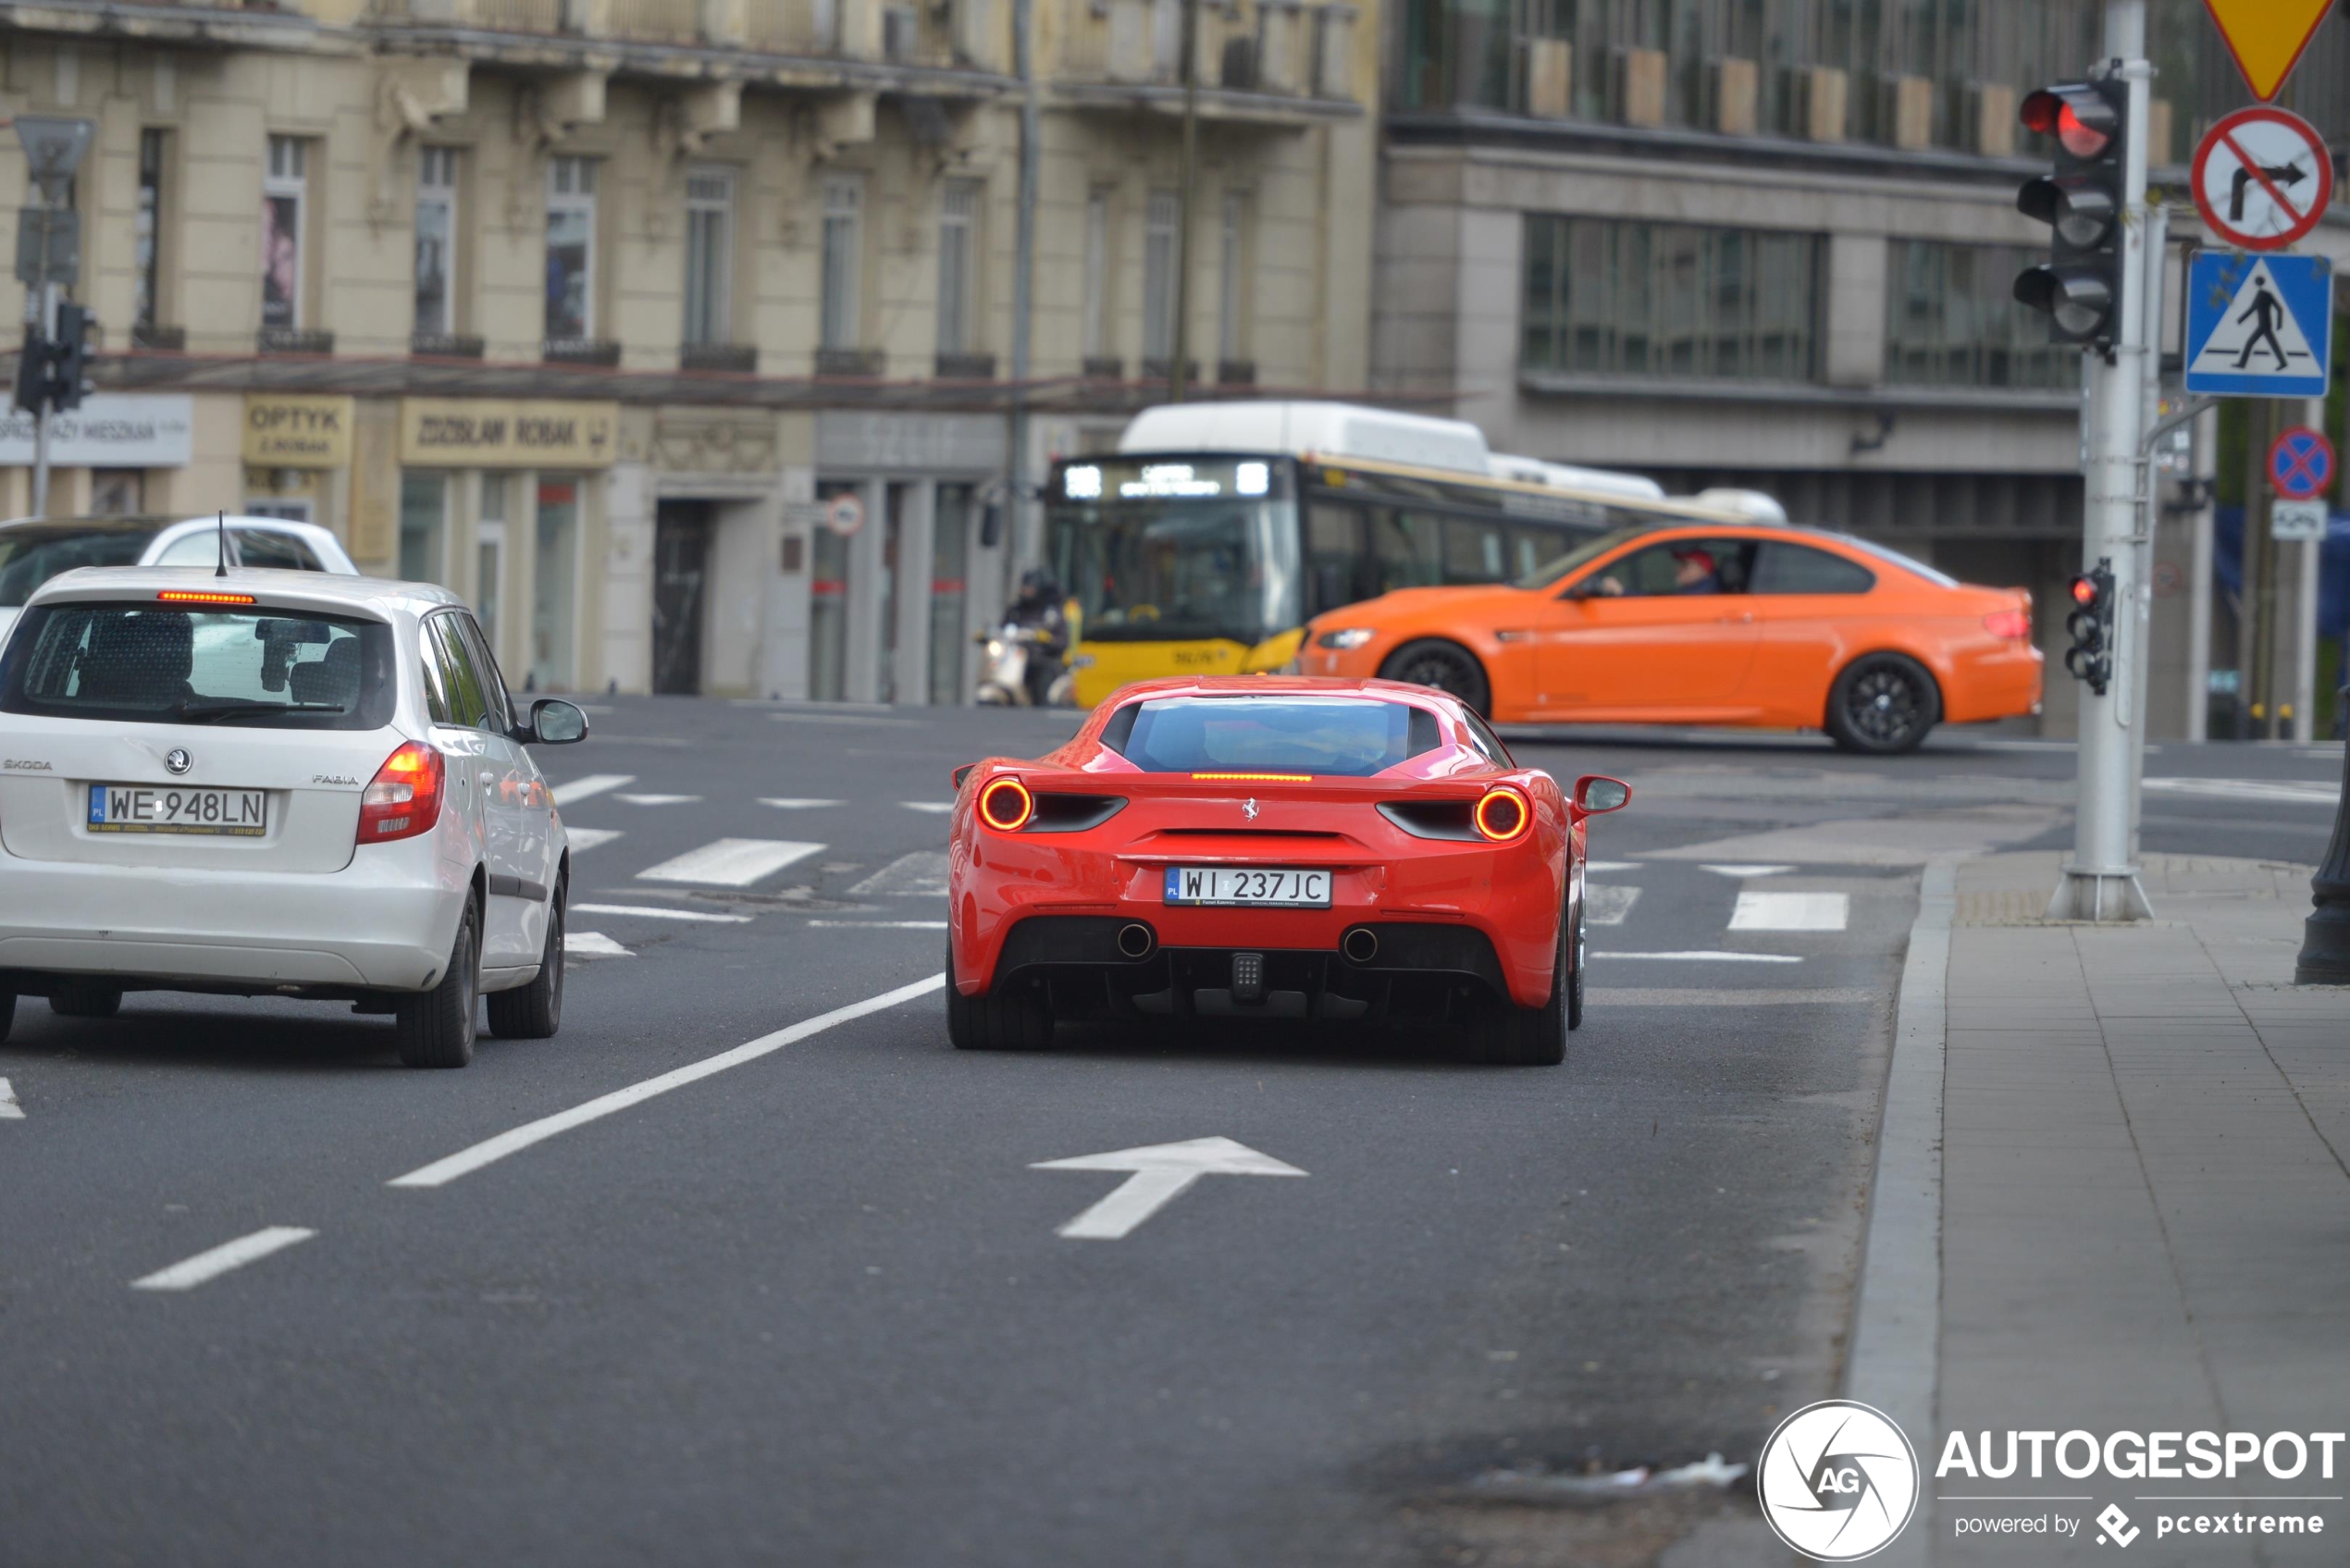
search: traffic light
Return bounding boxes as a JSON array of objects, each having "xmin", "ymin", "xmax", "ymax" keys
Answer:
[
  {"xmin": 12, "ymin": 329, "xmax": 50, "ymax": 417},
  {"xmin": 2013, "ymin": 80, "xmax": 2128, "ymax": 345},
  {"xmin": 2064, "ymin": 561, "xmax": 2116, "ymax": 696},
  {"xmin": 49, "ymin": 302, "xmax": 91, "ymax": 414}
]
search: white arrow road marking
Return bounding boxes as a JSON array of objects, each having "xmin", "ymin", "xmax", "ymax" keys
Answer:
[
  {"xmin": 563, "ymin": 932, "xmax": 635, "ymax": 957},
  {"xmin": 131, "ymin": 1227, "xmax": 315, "ymax": 1291},
  {"xmin": 550, "ymin": 773, "xmax": 636, "ymax": 806},
  {"xmin": 1584, "ymin": 886, "xmax": 1641, "ymax": 926},
  {"xmin": 613, "ymin": 793, "xmax": 703, "ymax": 807},
  {"xmin": 899, "ymin": 801, "xmax": 957, "ymax": 814},
  {"xmin": 0, "ymin": 1078, "xmax": 21, "ymax": 1119},
  {"xmin": 564, "ymin": 828, "xmax": 624, "ymax": 853},
  {"xmin": 637, "ymin": 838, "xmax": 824, "ymax": 887},
  {"xmin": 571, "ymin": 904, "xmax": 751, "ymax": 924},
  {"xmin": 760, "ymin": 797, "xmax": 843, "ymax": 809},
  {"xmin": 1729, "ymin": 891, "xmax": 1849, "ymax": 932},
  {"xmin": 389, "ymin": 973, "xmax": 944, "ymax": 1188},
  {"xmin": 1599, "ymin": 950, "xmax": 1804, "ymax": 964},
  {"xmin": 1032, "ymin": 1136, "xmax": 1307, "ymax": 1241},
  {"xmin": 1701, "ymin": 864, "xmax": 1796, "ymax": 878}
]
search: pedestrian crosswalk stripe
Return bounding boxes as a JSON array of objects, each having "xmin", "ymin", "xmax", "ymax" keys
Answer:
[
  {"xmin": 1585, "ymin": 886, "xmax": 1641, "ymax": 926},
  {"xmin": 637, "ymin": 838, "xmax": 824, "ymax": 887},
  {"xmin": 2143, "ymin": 776, "xmax": 2338, "ymax": 806},
  {"xmin": 572, "ymin": 903, "xmax": 752, "ymax": 924},
  {"xmin": 564, "ymin": 932, "xmax": 635, "ymax": 957},
  {"xmin": 1728, "ymin": 891, "xmax": 1849, "ymax": 932},
  {"xmin": 1586, "ymin": 860, "xmax": 1639, "ymax": 873},
  {"xmin": 1601, "ymin": 950, "xmax": 1804, "ymax": 964},
  {"xmin": 850, "ymin": 852, "xmax": 951, "ymax": 897},
  {"xmin": 810, "ymin": 920, "xmax": 951, "ymax": 930},
  {"xmin": 761, "ymin": 797, "xmax": 843, "ymax": 809},
  {"xmin": 550, "ymin": 773, "xmax": 635, "ymax": 806},
  {"xmin": 899, "ymin": 801, "xmax": 956, "ymax": 814},
  {"xmin": 0, "ymin": 1078, "xmax": 20, "ymax": 1120},
  {"xmin": 1701, "ymin": 863, "xmax": 1795, "ymax": 879},
  {"xmin": 613, "ymin": 793, "xmax": 702, "ymax": 806},
  {"xmin": 565, "ymin": 828, "xmax": 624, "ymax": 853}
]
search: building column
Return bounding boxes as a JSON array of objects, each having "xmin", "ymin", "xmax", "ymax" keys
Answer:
[
  {"xmin": 602, "ymin": 461, "xmax": 656, "ymax": 696},
  {"xmin": 844, "ymin": 476, "xmax": 887, "ymax": 704},
  {"xmin": 895, "ymin": 480, "xmax": 935, "ymax": 705}
]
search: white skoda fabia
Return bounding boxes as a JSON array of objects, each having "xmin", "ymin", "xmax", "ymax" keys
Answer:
[{"xmin": 0, "ymin": 566, "xmax": 588, "ymax": 1068}]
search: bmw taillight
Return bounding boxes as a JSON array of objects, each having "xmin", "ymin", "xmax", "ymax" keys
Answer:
[
  {"xmin": 1473, "ymin": 785, "xmax": 1532, "ymax": 844},
  {"xmin": 359, "ymin": 741, "xmax": 445, "ymax": 845},
  {"xmin": 1983, "ymin": 608, "xmax": 2032, "ymax": 640},
  {"xmin": 978, "ymin": 775, "xmax": 1034, "ymax": 833}
]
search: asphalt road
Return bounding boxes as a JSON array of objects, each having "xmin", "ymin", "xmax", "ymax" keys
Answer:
[{"xmin": 0, "ymin": 701, "xmax": 2338, "ymax": 1567}]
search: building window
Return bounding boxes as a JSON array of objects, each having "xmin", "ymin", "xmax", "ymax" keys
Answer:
[
  {"xmin": 821, "ymin": 176, "xmax": 863, "ymax": 351},
  {"xmin": 262, "ymin": 135, "xmax": 307, "ymax": 330},
  {"xmin": 136, "ymin": 130, "xmax": 167, "ymax": 336},
  {"xmin": 1081, "ymin": 189, "xmax": 1111, "ymax": 361},
  {"xmin": 1142, "ymin": 189, "xmax": 1180, "ymax": 362},
  {"xmin": 935, "ymin": 178, "xmax": 982, "ymax": 356},
  {"xmin": 400, "ymin": 472, "xmax": 448, "ymax": 586},
  {"xmin": 1885, "ymin": 240, "xmax": 2078, "ymax": 390},
  {"xmin": 683, "ymin": 165, "xmax": 735, "ymax": 347},
  {"xmin": 1217, "ymin": 191, "xmax": 1247, "ymax": 363},
  {"xmin": 545, "ymin": 155, "xmax": 598, "ymax": 341},
  {"xmin": 1521, "ymin": 216, "xmax": 1821, "ymax": 382},
  {"xmin": 415, "ymin": 146, "xmax": 459, "ymax": 338}
]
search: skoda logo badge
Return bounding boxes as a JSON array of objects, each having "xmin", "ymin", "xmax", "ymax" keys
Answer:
[
  {"xmin": 165, "ymin": 748, "xmax": 192, "ymax": 776},
  {"xmin": 1242, "ymin": 798, "xmax": 1260, "ymax": 821}
]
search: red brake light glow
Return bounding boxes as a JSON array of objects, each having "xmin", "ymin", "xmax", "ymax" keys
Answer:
[
  {"xmin": 156, "ymin": 590, "xmax": 256, "ymax": 605},
  {"xmin": 1982, "ymin": 609, "xmax": 2032, "ymax": 640},
  {"xmin": 1473, "ymin": 786, "xmax": 1531, "ymax": 844},
  {"xmin": 979, "ymin": 776, "xmax": 1034, "ymax": 833},
  {"xmin": 358, "ymin": 741, "xmax": 445, "ymax": 845},
  {"xmin": 1191, "ymin": 772, "xmax": 1312, "ymax": 783}
]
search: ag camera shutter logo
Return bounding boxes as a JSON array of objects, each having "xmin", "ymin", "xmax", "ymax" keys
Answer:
[{"xmin": 1758, "ymin": 1400, "xmax": 1920, "ymax": 1562}]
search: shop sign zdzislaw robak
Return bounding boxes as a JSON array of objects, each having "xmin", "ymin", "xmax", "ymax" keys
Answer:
[
  {"xmin": 0, "ymin": 392, "xmax": 192, "ymax": 467},
  {"xmin": 400, "ymin": 398, "xmax": 619, "ymax": 469},
  {"xmin": 242, "ymin": 394, "xmax": 354, "ymax": 468}
]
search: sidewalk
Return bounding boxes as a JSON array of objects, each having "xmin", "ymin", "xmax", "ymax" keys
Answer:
[{"xmin": 1861, "ymin": 852, "xmax": 2348, "ymax": 1568}]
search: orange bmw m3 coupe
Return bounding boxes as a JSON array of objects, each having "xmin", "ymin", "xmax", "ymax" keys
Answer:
[{"xmin": 1300, "ymin": 523, "xmax": 2042, "ymax": 754}]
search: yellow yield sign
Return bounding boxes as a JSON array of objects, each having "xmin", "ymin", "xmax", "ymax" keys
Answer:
[{"xmin": 2204, "ymin": 0, "xmax": 2332, "ymax": 102}]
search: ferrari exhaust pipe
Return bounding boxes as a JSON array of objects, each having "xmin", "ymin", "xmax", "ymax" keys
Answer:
[
  {"xmin": 1117, "ymin": 922, "xmax": 1156, "ymax": 959},
  {"xmin": 1342, "ymin": 927, "xmax": 1379, "ymax": 965}
]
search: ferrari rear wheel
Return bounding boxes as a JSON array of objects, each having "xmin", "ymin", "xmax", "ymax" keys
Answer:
[
  {"xmin": 1462, "ymin": 906, "xmax": 1569, "ymax": 1067},
  {"xmin": 1379, "ymin": 639, "xmax": 1491, "ymax": 718},
  {"xmin": 945, "ymin": 940, "xmax": 1053, "ymax": 1051},
  {"xmin": 1566, "ymin": 898, "xmax": 1586, "ymax": 1032},
  {"xmin": 1826, "ymin": 652, "xmax": 1940, "ymax": 755}
]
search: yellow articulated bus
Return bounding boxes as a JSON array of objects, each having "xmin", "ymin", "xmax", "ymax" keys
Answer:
[{"xmin": 1045, "ymin": 400, "xmax": 1785, "ymax": 709}]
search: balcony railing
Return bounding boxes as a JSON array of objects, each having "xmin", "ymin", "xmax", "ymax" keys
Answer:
[
  {"xmin": 413, "ymin": 332, "xmax": 487, "ymax": 359},
  {"xmin": 258, "ymin": 327, "xmax": 334, "ymax": 356},
  {"xmin": 934, "ymin": 351, "xmax": 996, "ymax": 380},
  {"xmin": 682, "ymin": 342, "xmax": 758, "ymax": 373},
  {"xmin": 544, "ymin": 337, "xmax": 623, "ymax": 366},
  {"xmin": 1059, "ymin": 0, "xmax": 1354, "ymax": 99},
  {"xmin": 815, "ymin": 347, "xmax": 885, "ymax": 377}
]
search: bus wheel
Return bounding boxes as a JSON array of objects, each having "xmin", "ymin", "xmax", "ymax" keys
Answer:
[{"xmin": 1380, "ymin": 639, "xmax": 1490, "ymax": 717}]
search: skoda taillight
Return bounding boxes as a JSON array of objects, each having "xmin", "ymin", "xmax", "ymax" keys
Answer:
[{"xmin": 358, "ymin": 742, "xmax": 445, "ymax": 845}]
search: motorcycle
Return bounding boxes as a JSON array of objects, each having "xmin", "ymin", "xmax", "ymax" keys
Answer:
[{"xmin": 973, "ymin": 623, "xmax": 1076, "ymax": 707}]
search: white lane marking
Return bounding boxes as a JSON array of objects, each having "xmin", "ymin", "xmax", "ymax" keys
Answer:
[
  {"xmin": 899, "ymin": 801, "xmax": 956, "ymax": 814},
  {"xmin": 2142, "ymin": 776, "xmax": 2341, "ymax": 807},
  {"xmin": 769, "ymin": 711, "xmax": 923, "ymax": 727},
  {"xmin": 0, "ymin": 1078, "xmax": 20, "ymax": 1119},
  {"xmin": 131, "ymin": 1226, "xmax": 315, "ymax": 1291},
  {"xmin": 1591, "ymin": 987, "xmax": 1873, "ymax": 1006},
  {"xmin": 760, "ymin": 797, "xmax": 843, "ymax": 810},
  {"xmin": 637, "ymin": 838, "xmax": 824, "ymax": 887},
  {"xmin": 1585, "ymin": 860, "xmax": 1640, "ymax": 873},
  {"xmin": 550, "ymin": 773, "xmax": 636, "ymax": 806},
  {"xmin": 848, "ymin": 851, "xmax": 951, "ymax": 897},
  {"xmin": 389, "ymin": 973, "xmax": 946, "ymax": 1189},
  {"xmin": 613, "ymin": 793, "xmax": 703, "ymax": 807},
  {"xmin": 563, "ymin": 932, "xmax": 635, "ymax": 957},
  {"xmin": 1701, "ymin": 863, "xmax": 1795, "ymax": 879},
  {"xmin": 1729, "ymin": 891, "xmax": 1850, "ymax": 932},
  {"xmin": 1584, "ymin": 886, "xmax": 1641, "ymax": 927},
  {"xmin": 571, "ymin": 904, "xmax": 751, "ymax": 925},
  {"xmin": 564, "ymin": 828, "xmax": 624, "ymax": 853},
  {"xmin": 1032, "ymin": 1137, "xmax": 1307, "ymax": 1241},
  {"xmin": 1599, "ymin": 950, "xmax": 1804, "ymax": 964},
  {"xmin": 809, "ymin": 920, "xmax": 951, "ymax": 930}
]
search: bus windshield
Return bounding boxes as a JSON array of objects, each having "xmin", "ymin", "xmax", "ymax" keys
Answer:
[{"xmin": 1048, "ymin": 496, "xmax": 1303, "ymax": 647}]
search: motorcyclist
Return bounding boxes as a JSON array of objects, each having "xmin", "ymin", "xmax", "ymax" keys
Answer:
[{"xmin": 1007, "ymin": 568, "xmax": 1070, "ymax": 706}]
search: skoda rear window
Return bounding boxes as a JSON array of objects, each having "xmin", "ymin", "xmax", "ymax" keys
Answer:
[
  {"xmin": 0, "ymin": 603, "xmax": 395, "ymax": 730},
  {"xmin": 1101, "ymin": 696, "xmax": 1440, "ymax": 776}
]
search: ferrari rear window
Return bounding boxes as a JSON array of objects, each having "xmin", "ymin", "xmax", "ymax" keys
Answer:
[{"xmin": 1101, "ymin": 697, "xmax": 1441, "ymax": 777}]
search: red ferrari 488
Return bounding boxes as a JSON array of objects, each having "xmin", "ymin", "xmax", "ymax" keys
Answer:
[{"xmin": 945, "ymin": 677, "xmax": 1629, "ymax": 1065}]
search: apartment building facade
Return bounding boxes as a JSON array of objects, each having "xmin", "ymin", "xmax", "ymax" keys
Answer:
[
  {"xmin": 1371, "ymin": 0, "xmax": 2350, "ymax": 737},
  {"xmin": 0, "ymin": 0, "xmax": 1377, "ymax": 700}
]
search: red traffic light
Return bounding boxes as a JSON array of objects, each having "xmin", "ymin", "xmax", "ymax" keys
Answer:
[
  {"xmin": 2069, "ymin": 574, "xmax": 2101, "ymax": 608},
  {"xmin": 2021, "ymin": 86, "xmax": 2118, "ymax": 159}
]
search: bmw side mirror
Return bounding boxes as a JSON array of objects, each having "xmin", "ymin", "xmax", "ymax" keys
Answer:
[
  {"xmin": 524, "ymin": 698, "xmax": 589, "ymax": 746},
  {"xmin": 1574, "ymin": 774, "xmax": 1630, "ymax": 814}
]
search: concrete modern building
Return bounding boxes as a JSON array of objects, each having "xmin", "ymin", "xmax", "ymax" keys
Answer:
[
  {"xmin": 0, "ymin": 0, "xmax": 1379, "ymax": 700},
  {"xmin": 1370, "ymin": 0, "xmax": 2350, "ymax": 738}
]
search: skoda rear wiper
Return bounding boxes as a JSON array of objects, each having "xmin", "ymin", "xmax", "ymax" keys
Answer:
[{"xmin": 173, "ymin": 700, "xmax": 348, "ymax": 724}]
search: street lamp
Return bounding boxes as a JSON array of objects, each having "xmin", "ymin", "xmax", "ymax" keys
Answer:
[{"xmin": 2294, "ymin": 682, "xmax": 2350, "ymax": 983}]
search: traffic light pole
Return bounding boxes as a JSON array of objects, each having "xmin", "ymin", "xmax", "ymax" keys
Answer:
[
  {"xmin": 2048, "ymin": 0, "xmax": 2154, "ymax": 922},
  {"xmin": 28, "ymin": 278, "xmax": 57, "ymax": 516}
]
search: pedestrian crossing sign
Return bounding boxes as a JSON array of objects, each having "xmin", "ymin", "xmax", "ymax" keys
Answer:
[{"xmin": 2184, "ymin": 251, "xmax": 2333, "ymax": 397}]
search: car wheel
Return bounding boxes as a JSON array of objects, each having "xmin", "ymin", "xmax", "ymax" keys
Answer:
[
  {"xmin": 1566, "ymin": 897, "xmax": 1586, "ymax": 1033},
  {"xmin": 0, "ymin": 990, "xmax": 14, "ymax": 1043},
  {"xmin": 396, "ymin": 903, "xmax": 479, "ymax": 1069},
  {"xmin": 1826, "ymin": 652, "xmax": 1941, "ymax": 756},
  {"xmin": 49, "ymin": 981, "xmax": 123, "ymax": 1019},
  {"xmin": 1462, "ymin": 906, "xmax": 1569, "ymax": 1067},
  {"xmin": 486, "ymin": 883, "xmax": 565, "ymax": 1041},
  {"xmin": 1379, "ymin": 639, "xmax": 1492, "ymax": 718},
  {"xmin": 945, "ymin": 939, "xmax": 1053, "ymax": 1051}
]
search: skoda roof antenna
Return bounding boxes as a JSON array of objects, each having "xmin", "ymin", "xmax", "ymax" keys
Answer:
[{"xmin": 215, "ymin": 510, "xmax": 228, "ymax": 577}]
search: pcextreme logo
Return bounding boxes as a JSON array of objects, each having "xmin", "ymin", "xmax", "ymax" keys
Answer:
[{"xmin": 1758, "ymin": 1401, "xmax": 1922, "ymax": 1562}]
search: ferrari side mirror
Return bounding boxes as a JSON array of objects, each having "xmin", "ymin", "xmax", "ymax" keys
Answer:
[
  {"xmin": 1574, "ymin": 774, "xmax": 1630, "ymax": 814},
  {"xmin": 952, "ymin": 764, "xmax": 976, "ymax": 790}
]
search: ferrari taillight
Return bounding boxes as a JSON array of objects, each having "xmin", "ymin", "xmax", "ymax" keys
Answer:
[
  {"xmin": 1473, "ymin": 785, "xmax": 1531, "ymax": 844},
  {"xmin": 359, "ymin": 741, "xmax": 445, "ymax": 845},
  {"xmin": 978, "ymin": 775, "xmax": 1034, "ymax": 833}
]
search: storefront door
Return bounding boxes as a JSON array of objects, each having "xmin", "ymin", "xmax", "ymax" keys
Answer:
[{"xmin": 653, "ymin": 500, "xmax": 712, "ymax": 696}]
